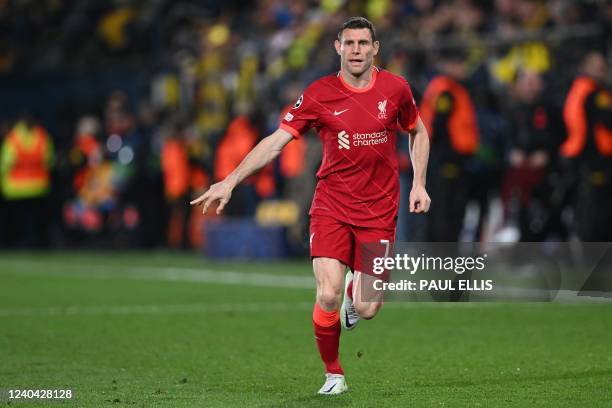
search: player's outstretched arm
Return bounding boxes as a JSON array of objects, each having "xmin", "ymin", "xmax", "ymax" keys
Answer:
[
  {"xmin": 190, "ymin": 128, "xmax": 294, "ymax": 214},
  {"xmin": 408, "ymin": 117, "xmax": 431, "ymax": 213}
]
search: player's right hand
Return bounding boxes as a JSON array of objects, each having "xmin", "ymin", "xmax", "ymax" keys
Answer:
[{"xmin": 190, "ymin": 180, "xmax": 233, "ymax": 215}]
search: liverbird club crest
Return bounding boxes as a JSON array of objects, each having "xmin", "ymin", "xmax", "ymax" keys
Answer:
[{"xmin": 377, "ymin": 99, "xmax": 387, "ymax": 119}]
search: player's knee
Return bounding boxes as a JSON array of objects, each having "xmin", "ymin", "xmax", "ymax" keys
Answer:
[
  {"xmin": 360, "ymin": 310, "xmax": 377, "ymax": 320},
  {"xmin": 355, "ymin": 302, "xmax": 381, "ymax": 320},
  {"xmin": 317, "ymin": 289, "xmax": 341, "ymax": 311}
]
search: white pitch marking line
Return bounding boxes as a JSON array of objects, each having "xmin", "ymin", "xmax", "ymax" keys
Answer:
[
  {"xmin": 0, "ymin": 302, "xmax": 315, "ymax": 317},
  {"xmin": 0, "ymin": 260, "xmax": 314, "ymax": 289}
]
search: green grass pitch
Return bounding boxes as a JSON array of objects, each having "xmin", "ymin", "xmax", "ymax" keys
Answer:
[{"xmin": 1, "ymin": 252, "xmax": 611, "ymax": 407}]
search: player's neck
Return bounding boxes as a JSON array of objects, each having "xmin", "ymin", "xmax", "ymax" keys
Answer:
[{"xmin": 340, "ymin": 66, "xmax": 374, "ymax": 89}]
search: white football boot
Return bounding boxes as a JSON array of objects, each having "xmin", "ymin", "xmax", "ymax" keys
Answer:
[
  {"xmin": 340, "ymin": 270, "xmax": 360, "ymax": 331},
  {"xmin": 317, "ymin": 373, "xmax": 348, "ymax": 395}
]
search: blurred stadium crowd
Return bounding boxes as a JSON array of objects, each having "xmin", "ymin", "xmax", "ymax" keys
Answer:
[{"xmin": 0, "ymin": 0, "xmax": 611, "ymax": 251}]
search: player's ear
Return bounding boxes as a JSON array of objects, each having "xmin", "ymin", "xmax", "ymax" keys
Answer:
[
  {"xmin": 334, "ymin": 39, "xmax": 341, "ymax": 55},
  {"xmin": 373, "ymin": 40, "xmax": 380, "ymax": 56}
]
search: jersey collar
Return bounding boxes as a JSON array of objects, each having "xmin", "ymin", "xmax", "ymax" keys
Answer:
[{"xmin": 337, "ymin": 66, "xmax": 379, "ymax": 93}]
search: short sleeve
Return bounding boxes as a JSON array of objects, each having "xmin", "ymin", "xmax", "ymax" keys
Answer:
[
  {"xmin": 398, "ymin": 81, "xmax": 419, "ymax": 132},
  {"xmin": 280, "ymin": 87, "xmax": 318, "ymax": 138}
]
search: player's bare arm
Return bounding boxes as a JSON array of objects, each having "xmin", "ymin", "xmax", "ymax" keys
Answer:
[
  {"xmin": 189, "ymin": 128, "xmax": 294, "ymax": 214},
  {"xmin": 408, "ymin": 116, "xmax": 431, "ymax": 213}
]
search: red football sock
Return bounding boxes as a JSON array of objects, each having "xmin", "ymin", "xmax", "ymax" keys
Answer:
[{"xmin": 312, "ymin": 303, "xmax": 343, "ymax": 375}]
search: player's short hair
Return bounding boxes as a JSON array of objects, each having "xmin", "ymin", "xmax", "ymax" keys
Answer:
[{"xmin": 337, "ymin": 17, "xmax": 377, "ymax": 43}]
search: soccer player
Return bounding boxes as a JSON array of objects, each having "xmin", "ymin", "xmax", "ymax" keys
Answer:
[{"xmin": 190, "ymin": 17, "xmax": 431, "ymax": 395}]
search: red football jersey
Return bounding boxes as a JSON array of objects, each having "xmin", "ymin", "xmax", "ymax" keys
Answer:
[{"xmin": 280, "ymin": 67, "xmax": 419, "ymax": 229}]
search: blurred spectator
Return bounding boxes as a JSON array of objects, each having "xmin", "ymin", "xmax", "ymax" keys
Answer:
[
  {"xmin": 0, "ymin": 115, "xmax": 54, "ymax": 247},
  {"xmin": 492, "ymin": 0, "xmax": 553, "ymax": 84},
  {"xmin": 561, "ymin": 51, "xmax": 612, "ymax": 240},
  {"xmin": 194, "ymin": 22, "xmax": 232, "ymax": 167},
  {"xmin": 421, "ymin": 50, "xmax": 479, "ymax": 241},
  {"xmin": 68, "ymin": 116, "xmax": 102, "ymax": 197},
  {"xmin": 161, "ymin": 121, "xmax": 190, "ymax": 249},
  {"xmin": 214, "ymin": 101, "xmax": 275, "ymax": 216},
  {"xmin": 63, "ymin": 115, "xmax": 113, "ymax": 244},
  {"xmin": 135, "ymin": 102, "xmax": 167, "ymax": 249},
  {"xmin": 501, "ymin": 70, "xmax": 564, "ymax": 241}
]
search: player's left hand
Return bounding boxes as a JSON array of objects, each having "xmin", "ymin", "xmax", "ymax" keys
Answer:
[{"xmin": 409, "ymin": 184, "xmax": 431, "ymax": 213}]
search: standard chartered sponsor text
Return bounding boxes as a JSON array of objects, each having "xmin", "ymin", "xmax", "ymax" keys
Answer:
[{"xmin": 352, "ymin": 130, "xmax": 388, "ymax": 146}]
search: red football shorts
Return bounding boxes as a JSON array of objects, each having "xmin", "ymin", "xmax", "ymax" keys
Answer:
[{"xmin": 310, "ymin": 215, "xmax": 395, "ymax": 278}]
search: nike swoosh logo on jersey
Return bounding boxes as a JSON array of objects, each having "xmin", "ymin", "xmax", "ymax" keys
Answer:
[{"xmin": 334, "ymin": 109, "xmax": 349, "ymax": 116}]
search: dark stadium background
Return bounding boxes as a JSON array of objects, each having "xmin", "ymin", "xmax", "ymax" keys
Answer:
[
  {"xmin": 1, "ymin": 0, "xmax": 611, "ymax": 250},
  {"xmin": 0, "ymin": 1, "xmax": 611, "ymax": 406}
]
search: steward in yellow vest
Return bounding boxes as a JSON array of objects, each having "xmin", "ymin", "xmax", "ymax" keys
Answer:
[{"xmin": 1, "ymin": 120, "xmax": 54, "ymax": 200}]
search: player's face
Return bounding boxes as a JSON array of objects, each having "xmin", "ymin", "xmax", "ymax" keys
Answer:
[{"xmin": 335, "ymin": 28, "xmax": 379, "ymax": 77}]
